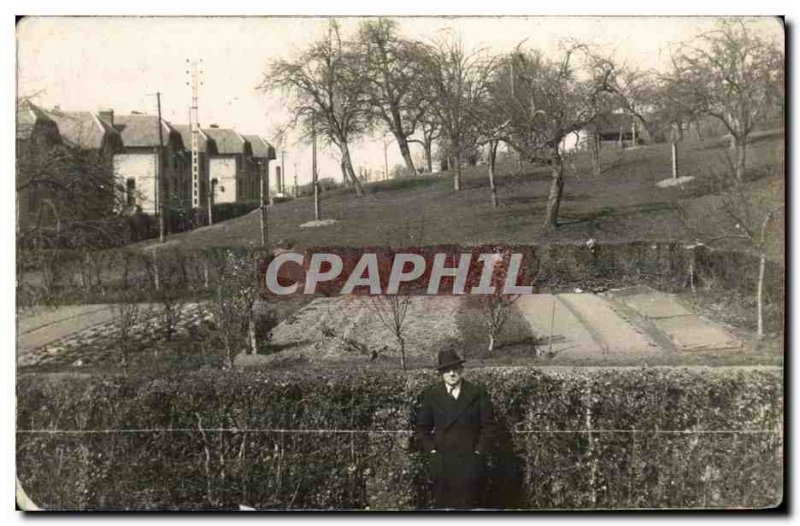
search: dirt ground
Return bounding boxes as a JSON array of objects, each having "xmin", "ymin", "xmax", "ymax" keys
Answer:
[{"xmin": 236, "ymin": 287, "xmax": 783, "ymax": 370}]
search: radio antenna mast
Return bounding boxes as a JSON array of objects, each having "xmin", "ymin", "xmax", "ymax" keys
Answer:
[{"xmin": 185, "ymin": 59, "xmax": 204, "ymax": 217}]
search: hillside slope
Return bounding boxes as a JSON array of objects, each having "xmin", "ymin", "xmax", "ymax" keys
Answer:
[{"xmin": 145, "ymin": 132, "xmax": 784, "ymax": 256}]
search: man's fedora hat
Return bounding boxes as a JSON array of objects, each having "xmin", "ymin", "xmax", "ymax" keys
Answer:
[{"xmin": 436, "ymin": 349, "xmax": 465, "ymax": 372}]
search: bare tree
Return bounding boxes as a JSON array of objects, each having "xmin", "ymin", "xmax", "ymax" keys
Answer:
[
  {"xmin": 111, "ymin": 294, "xmax": 141, "ymax": 373},
  {"xmin": 651, "ymin": 74, "xmax": 700, "ymax": 180},
  {"xmin": 156, "ymin": 287, "xmax": 186, "ymax": 342},
  {"xmin": 262, "ymin": 20, "xmax": 367, "ymax": 197},
  {"xmin": 422, "ymin": 33, "xmax": 493, "ymax": 191},
  {"xmin": 481, "ymin": 294, "xmax": 519, "ymax": 353},
  {"xmin": 204, "ymin": 251, "xmax": 260, "ymax": 368},
  {"xmin": 357, "ymin": 18, "xmax": 431, "ymax": 174},
  {"xmin": 468, "ymin": 249, "xmax": 539, "ymax": 353},
  {"xmin": 487, "ymin": 44, "xmax": 612, "ymax": 231},
  {"xmin": 581, "ymin": 54, "xmax": 656, "ymax": 174},
  {"xmin": 150, "ymin": 252, "xmax": 188, "ymax": 342},
  {"xmin": 676, "ymin": 178, "xmax": 783, "ymax": 339},
  {"xmin": 370, "ymin": 295, "xmax": 412, "ymax": 370},
  {"xmin": 670, "ymin": 19, "xmax": 784, "ymax": 182},
  {"xmin": 409, "ymin": 114, "xmax": 441, "ymax": 175}
]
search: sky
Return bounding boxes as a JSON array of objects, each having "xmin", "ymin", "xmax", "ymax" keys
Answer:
[{"xmin": 16, "ymin": 16, "xmax": 783, "ymax": 188}]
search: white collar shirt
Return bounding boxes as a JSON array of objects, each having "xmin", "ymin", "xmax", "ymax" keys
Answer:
[{"xmin": 446, "ymin": 382, "xmax": 461, "ymax": 400}]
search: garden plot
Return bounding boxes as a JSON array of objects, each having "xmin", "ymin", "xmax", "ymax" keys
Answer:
[
  {"xmin": 18, "ymin": 304, "xmax": 118, "ymax": 352},
  {"xmin": 513, "ymin": 294, "xmax": 602, "ymax": 359},
  {"xmin": 254, "ymin": 292, "xmax": 670, "ymax": 367},
  {"xmin": 17, "ymin": 303, "xmax": 214, "ymax": 368},
  {"xmin": 17, "ymin": 287, "xmax": 748, "ymax": 370},
  {"xmin": 251, "ymin": 289, "xmax": 747, "ymax": 368},
  {"xmin": 243, "ymin": 296, "xmax": 466, "ymax": 368},
  {"xmin": 555, "ymin": 293, "xmax": 662, "ymax": 358},
  {"xmin": 612, "ymin": 287, "xmax": 694, "ymax": 319},
  {"xmin": 609, "ymin": 286, "xmax": 741, "ymax": 351}
]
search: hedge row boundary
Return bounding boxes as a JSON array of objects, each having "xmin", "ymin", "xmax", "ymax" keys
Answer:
[{"xmin": 17, "ymin": 365, "xmax": 783, "ymax": 510}]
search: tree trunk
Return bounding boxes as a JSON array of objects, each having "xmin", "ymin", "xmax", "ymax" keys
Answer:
[
  {"xmin": 340, "ymin": 158, "xmax": 351, "ymax": 187},
  {"xmin": 248, "ymin": 316, "xmax": 258, "ymax": 354},
  {"xmin": 591, "ymin": 132, "xmax": 601, "ymax": 175},
  {"xmin": 671, "ymin": 141, "xmax": 679, "ymax": 180},
  {"xmin": 757, "ymin": 251, "xmax": 766, "ymax": 339},
  {"xmin": 398, "ymin": 336, "xmax": 406, "ymax": 371},
  {"xmin": 395, "ymin": 131, "xmax": 416, "ymax": 175},
  {"xmin": 340, "ymin": 143, "xmax": 365, "ymax": 197},
  {"xmin": 543, "ymin": 156, "xmax": 564, "ymax": 232},
  {"xmin": 732, "ymin": 136, "xmax": 747, "ymax": 182},
  {"xmin": 453, "ymin": 150, "xmax": 462, "ymax": 191},
  {"xmin": 488, "ymin": 140, "xmax": 498, "ymax": 207},
  {"xmin": 424, "ymin": 141, "xmax": 433, "ymax": 174},
  {"xmin": 224, "ymin": 341, "xmax": 234, "ymax": 370},
  {"xmin": 312, "ymin": 120, "xmax": 321, "ymax": 220},
  {"xmin": 81, "ymin": 249, "xmax": 91, "ymax": 298},
  {"xmin": 152, "ymin": 250, "xmax": 160, "ymax": 292}
]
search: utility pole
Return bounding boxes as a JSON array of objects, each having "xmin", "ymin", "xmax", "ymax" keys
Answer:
[
  {"xmin": 510, "ymin": 60, "xmax": 514, "ymax": 98},
  {"xmin": 383, "ymin": 136, "xmax": 389, "ymax": 181},
  {"xmin": 209, "ymin": 179, "xmax": 216, "ymax": 224},
  {"xmin": 312, "ymin": 114, "xmax": 320, "ymax": 220},
  {"xmin": 280, "ymin": 150, "xmax": 285, "ymax": 194},
  {"xmin": 259, "ymin": 161, "xmax": 269, "ymax": 247},
  {"xmin": 156, "ymin": 91, "xmax": 166, "ymax": 243}
]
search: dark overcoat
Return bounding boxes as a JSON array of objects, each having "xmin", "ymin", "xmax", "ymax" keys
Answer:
[{"xmin": 415, "ymin": 379, "xmax": 496, "ymax": 509}]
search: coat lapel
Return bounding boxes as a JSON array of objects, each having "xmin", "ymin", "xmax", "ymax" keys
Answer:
[{"xmin": 439, "ymin": 380, "xmax": 478, "ymax": 431}]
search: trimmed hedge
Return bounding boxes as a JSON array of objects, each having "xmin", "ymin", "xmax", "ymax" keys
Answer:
[
  {"xmin": 17, "ymin": 366, "xmax": 783, "ymax": 510},
  {"xmin": 16, "ymin": 246, "xmax": 267, "ymax": 307},
  {"xmin": 16, "ymin": 202, "xmax": 260, "ymax": 251},
  {"xmin": 17, "ymin": 242, "xmax": 785, "ymax": 321},
  {"xmin": 534, "ymin": 241, "xmax": 783, "ymax": 300}
]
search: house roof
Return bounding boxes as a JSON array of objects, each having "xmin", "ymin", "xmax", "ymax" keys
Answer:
[
  {"xmin": 202, "ymin": 127, "xmax": 249, "ymax": 155},
  {"xmin": 242, "ymin": 135, "xmax": 276, "ymax": 160},
  {"xmin": 113, "ymin": 114, "xmax": 182, "ymax": 148},
  {"xmin": 16, "ymin": 101, "xmax": 58, "ymax": 141},
  {"xmin": 592, "ymin": 112, "xmax": 636, "ymax": 135},
  {"xmin": 44, "ymin": 107, "xmax": 121, "ymax": 150},
  {"xmin": 173, "ymin": 124, "xmax": 218, "ymax": 154}
]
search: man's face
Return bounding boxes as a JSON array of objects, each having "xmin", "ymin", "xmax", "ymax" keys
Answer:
[{"xmin": 441, "ymin": 366, "xmax": 463, "ymax": 387}]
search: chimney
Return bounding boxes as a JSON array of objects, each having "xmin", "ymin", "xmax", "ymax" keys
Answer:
[
  {"xmin": 209, "ymin": 124, "xmax": 219, "ymax": 128},
  {"xmin": 98, "ymin": 109, "xmax": 114, "ymax": 126}
]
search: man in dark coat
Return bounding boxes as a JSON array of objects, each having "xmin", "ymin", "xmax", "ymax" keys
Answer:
[{"xmin": 415, "ymin": 349, "xmax": 496, "ymax": 509}]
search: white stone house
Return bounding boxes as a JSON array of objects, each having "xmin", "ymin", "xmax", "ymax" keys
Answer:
[
  {"xmin": 203, "ymin": 126, "xmax": 255, "ymax": 204},
  {"xmin": 242, "ymin": 135, "xmax": 276, "ymax": 200},
  {"xmin": 110, "ymin": 113, "xmax": 188, "ymax": 215}
]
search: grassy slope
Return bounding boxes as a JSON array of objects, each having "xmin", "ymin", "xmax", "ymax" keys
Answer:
[
  {"xmin": 20, "ymin": 133, "xmax": 783, "ymax": 373},
  {"xmin": 146, "ymin": 131, "xmax": 784, "ymax": 258}
]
